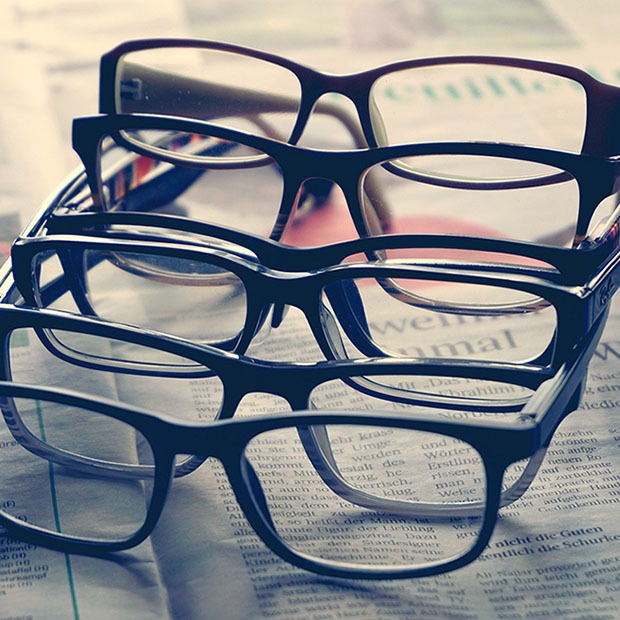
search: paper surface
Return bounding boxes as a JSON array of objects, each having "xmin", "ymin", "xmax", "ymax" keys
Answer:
[{"xmin": 1, "ymin": 1, "xmax": 620, "ymax": 619}]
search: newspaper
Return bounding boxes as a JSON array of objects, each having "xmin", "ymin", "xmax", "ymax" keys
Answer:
[
  {"xmin": 1, "ymin": 294, "xmax": 620, "ymax": 620},
  {"xmin": 0, "ymin": 0, "xmax": 619, "ymax": 618}
]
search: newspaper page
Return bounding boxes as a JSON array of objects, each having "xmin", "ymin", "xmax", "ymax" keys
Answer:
[
  {"xmin": 0, "ymin": 5, "xmax": 64, "ymax": 263},
  {"xmin": 3, "ymin": 292, "xmax": 620, "ymax": 620},
  {"xmin": 144, "ymin": 312, "xmax": 620, "ymax": 620},
  {"xmin": 1, "ymin": 0, "xmax": 620, "ymax": 619}
]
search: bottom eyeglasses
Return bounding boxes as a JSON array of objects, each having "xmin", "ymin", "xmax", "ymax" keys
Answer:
[{"xmin": 0, "ymin": 311, "xmax": 601, "ymax": 579}]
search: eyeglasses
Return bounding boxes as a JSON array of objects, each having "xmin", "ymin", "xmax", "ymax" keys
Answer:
[
  {"xmin": 71, "ymin": 113, "xmax": 620, "ymax": 252},
  {"xmin": 14, "ymin": 216, "xmax": 616, "ymax": 376},
  {"xmin": 20, "ymin": 150, "xmax": 620, "ymax": 334},
  {"xmin": 14, "ymin": 169, "xmax": 620, "ymax": 357},
  {"xmin": 0, "ymin": 301, "xmax": 557, "ymax": 531},
  {"xmin": 99, "ymin": 39, "xmax": 620, "ymax": 158},
  {"xmin": 0, "ymin": 310, "xmax": 605, "ymax": 578}
]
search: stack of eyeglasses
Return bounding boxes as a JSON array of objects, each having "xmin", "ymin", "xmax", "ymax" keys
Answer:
[{"xmin": 1, "ymin": 39, "xmax": 620, "ymax": 579}]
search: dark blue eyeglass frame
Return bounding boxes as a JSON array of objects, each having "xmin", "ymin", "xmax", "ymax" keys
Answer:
[
  {"xmin": 0, "ymin": 308, "xmax": 606, "ymax": 579},
  {"xmin": 0, "ymin": 301, "xmax": 559, "ymax": 528},
  {"xmin": 69, "ymin": 113, "xmax": 620, "ymax": 277}
]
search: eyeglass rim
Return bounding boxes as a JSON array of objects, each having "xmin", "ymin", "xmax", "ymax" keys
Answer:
[
  {"xmin": 43, "ymin": 210, "xmax": 613, "ymax": 285},
  {"xmin": 76, "ymin": 112, "xmax": 620, "ymax": 181},
  {"xmin": 19, "ymin": 115, "xmax": 618, "ymax": 286}
]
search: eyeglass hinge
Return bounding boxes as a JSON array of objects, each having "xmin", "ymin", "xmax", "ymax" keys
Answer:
[{"xmin": 119, "ymin": 78, "xmax": 143, "ymax": 101}]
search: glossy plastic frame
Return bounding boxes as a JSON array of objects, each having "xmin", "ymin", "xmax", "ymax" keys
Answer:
[
  {"xmin": 11, "ymin": 224, "xmax": 614, "ymax": 374},
  {"xmin": 0, "ymin": 310, "xmax": 605, "ymax": 579},
  {"xmin": 99, "ymin": 39, "xmax": 620, "ymax": 157},
  {"xmin": 72, "ymin": 112, "xmax": 620, "ymax": 249}
]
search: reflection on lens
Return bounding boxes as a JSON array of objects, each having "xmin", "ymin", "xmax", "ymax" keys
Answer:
[
  {"xmin": 372, "ymin": 64, "xmax": 587, "ymax": 152},
  {"xmin": 97, "ymin": 132, "xmax": 285, "ymax": 237},
  {"xmin": 119, "ymin": 129, "xmax": 272, "ymax": 165},
  {"xmin": 309, "ymin": 376, "xmax": 533, "ymax": 410},
  {"xmin": 81, "ymin": 249, "xmax": 249, "ymax": 346},
  {"xmin": 7, "ymin": 327, "xmax": 225, "ymax": 421},
  {"xmin": 361, "ymin": 155, "xmax": 579, "ymax": 247},
  {"xmin": 246, "ymin": 424, "xmax": 485, "ymax": 567},
  {"xmin": 0, "ymin": 395, "xmax": 153, "ymax": 541}
]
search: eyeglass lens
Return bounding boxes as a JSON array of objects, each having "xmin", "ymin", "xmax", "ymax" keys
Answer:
[
  {"xmin": 112, "ymin": 48, "xmax": 587, "ymax": 153},
  {"xmin": 0, "ymin": 395, "xmax": 155, "ymax": 541}
]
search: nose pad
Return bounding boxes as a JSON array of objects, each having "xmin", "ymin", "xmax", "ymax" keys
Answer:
[
  {"xmin": 242, "ymin": 456, "xmax": 276, "ymax": 530},
  {"xmin": 368, "ymin": 92, "xmax": 389, "ymax": 146},
  {"xmin": 318, "ymin": 301, "xmax": 348, "ymax": 358},
  {"xmin": 322, "ymin": 281, "xmax": 386, "ymax": 357},
  {"xmin": 270, "ymin": 302, "xmax": 289, "ymax": 329},
  {"xmin": 297, "ymin": 178, "xmax": 335, "ymax": 215},
  {"xmin": 243, "ymin": 305, "xmax": 276, "ymax": 348}
]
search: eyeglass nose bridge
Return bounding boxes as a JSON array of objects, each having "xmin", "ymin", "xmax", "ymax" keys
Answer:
[
  {"xmin": 291, "ymin": 73, "xmax": 375, "ymax": 148},
  {"xmin": 281, "ymin": 148, "xmax": 387, "ymax": 233},
  {"xmin": 251, "ymin": 272, "xmax": 329, "ymax": 331},
  {"xmin": 244, "ymin": 273, "xmax": 364, "ymax": 363},
  {"xmin": 165, "ymin": 421, "xmax": 243, "ymax": 463}
]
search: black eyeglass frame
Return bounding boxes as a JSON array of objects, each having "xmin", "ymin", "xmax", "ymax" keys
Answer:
[
  {"xmin": 70, "ymin": 113, "xmax": 620, "ymax": 271},
  {"xmin": 11, "ymin": 225, "xmax": 615, "ymax": 379},
  {"xmin": 0, "ymin": 308, "xmax": 605, "ymax": 579}
]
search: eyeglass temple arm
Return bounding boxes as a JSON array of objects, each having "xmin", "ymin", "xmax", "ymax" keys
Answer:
[
  {"xmin": 297, "ymin": 424, "xmax": 484, "ymax": 519},
  {"xmin": 293, "ymin": 371, "xmax": 584, "ymax": 521},
  {"xmin": 504, "ymin": 310, "xmax": 610, "ymax": 502},
  {"xmin": 117, "ymin": 62, "xmax": 391, "ymax": 230},
  {"xmin": 495, "ymin": 373, "xmax": 587, "ymax": 508},
  {"xmin": 0, "ymin": 398, "xmax": 158, "ymax": 479}
]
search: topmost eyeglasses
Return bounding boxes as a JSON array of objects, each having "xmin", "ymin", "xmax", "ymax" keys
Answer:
[{"xmin": 99, "ymin": 38, "xmax": 620, "ymax": 156}]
